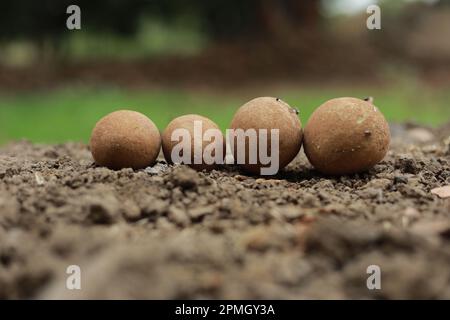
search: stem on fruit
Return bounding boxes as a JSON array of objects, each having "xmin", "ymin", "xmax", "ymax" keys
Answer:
[{"xmin": 364, "ymin": 96, "xmax": 374, "ymax": 104}]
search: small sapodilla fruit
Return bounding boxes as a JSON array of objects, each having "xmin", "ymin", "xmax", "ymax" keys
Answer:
[
  {"xmin": 162, "ymin": 114, "xmax": 225, "ymax": 171},
  {"xmin": 229, "ymin": 97, "xmax": 303, "ymax": 174},
  {"xmin": 90, "ymin": 110, "xmax": 161, "ymax": 170},
  {"xmin": 303, "ymin": 97, "xmax": 390, "ymax": 175}
]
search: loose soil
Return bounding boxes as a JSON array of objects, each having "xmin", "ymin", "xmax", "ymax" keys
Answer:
[{"xmin": 0, "ymin": 123, "xmax": 449, "ymax": 299}]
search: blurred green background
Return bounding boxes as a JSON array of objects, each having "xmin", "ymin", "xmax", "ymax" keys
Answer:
[{"xmin": 1, "ymin": 0, "xmax": 449, "ymax": 144}]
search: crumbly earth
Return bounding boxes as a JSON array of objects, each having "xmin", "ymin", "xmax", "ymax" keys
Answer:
[{"xmin": 0, "ymin": 123, "xmax": 449, "ymax": 299}]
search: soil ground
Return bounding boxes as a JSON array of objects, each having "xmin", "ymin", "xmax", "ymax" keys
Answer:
[{"xmin": 0, "ymin": 123, "xmax": 449, "ymax": 299}]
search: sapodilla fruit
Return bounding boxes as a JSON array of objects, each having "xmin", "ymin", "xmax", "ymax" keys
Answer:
[
  {"xmin": 229, "ymin": 97, "xmax": 303, "ymax": 175},
  {"xmin": 303, "ymin": 97, "xmax": 390, "ymax": 175},
  {"xmin": 162, "ymin": 114, "xmax": 225, "ymax": 171},
  {"xmin": 90, "ymin": 110, "xmax": 161, "ymax": 170}
]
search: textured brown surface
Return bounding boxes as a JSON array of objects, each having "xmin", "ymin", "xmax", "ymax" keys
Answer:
[
  {"xmin": 229, "ymin": 97, "xmax": 303, "ymax": 174},
  {"xmin": 162, "ymin": 114, "xmax": 224, "ymax": 171},
  {"xmin": 90, "ymin": 110, "xmax": 161, "ymax": 170},
  {"xmin": 0, "ymin": 123, "xmax": 449, "ymax": 299},
  {"xmin": 304, "ymin": 97, "xmax": 390, "ymax": 175}
]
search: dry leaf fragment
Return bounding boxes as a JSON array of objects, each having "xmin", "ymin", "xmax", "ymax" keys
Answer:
[
  {"xmin": 431, "ymin": 186, "xmax": 450, "ymax": 199},
  {"xmin": 34, "ymin": 172, "xmax": 45, "ymax": 185}
]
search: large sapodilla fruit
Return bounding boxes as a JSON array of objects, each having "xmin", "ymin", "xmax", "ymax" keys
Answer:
[
  {"xmin": 162, "ymin": 114, "xmax": 225, "ymax": 171},
  {"xmin": 229, "ymin": 97, "xmax": 303, "ymax": 175},
  {"xmin": 90, "ymin": 110, "xmax": 161, "ymax": 170},
  {"xmin": 303, "ymin": 97, "xmax": 390, "ymax": 175}
]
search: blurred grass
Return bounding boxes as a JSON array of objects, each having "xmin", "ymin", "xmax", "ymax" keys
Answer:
[{"xmin": 0, "ymin": 84, "xmax": 449, "ymax": 145}]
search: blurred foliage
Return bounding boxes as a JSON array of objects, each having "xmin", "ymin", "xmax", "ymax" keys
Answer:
[
  {"xmin": 0, "ymin": 0, "xmax": 320, "ymax": 42},
  {"xmin": 1, "ymin": 0, "xmax": 448, "ymax": 64},
  {"xmin": 0, "ymin": 0, "xmax": 144, "ymax": 41},
  {"xmin": 0, "ymin": 0, "xmax": 449, "ymax": 146},
  {"xmin": 0, "ymin": 0, "xmax": 322, "ymax": 65}
]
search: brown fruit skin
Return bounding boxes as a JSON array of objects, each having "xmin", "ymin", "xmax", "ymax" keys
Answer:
[
  {"xmin": 304, "ymin": 97, "xmax": 390, "ymax": 175},
  {"xmin": 90, "ymin": 110, "xmax": 161, "ymax": 170},
  {"xmin": 162, "ymin": 114, "xmax": 225, "ymax": 171},
  {"xmin": 229, "ymin": 97, "xmax": 303, "ymax": 175}
]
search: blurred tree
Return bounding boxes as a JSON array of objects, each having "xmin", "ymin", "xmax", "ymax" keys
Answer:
[
  {"xmin": 0, "ymin": 0, "xmax": 322, "ymax": 63},
  {"xmin": 0, "ymin": 0, "xmax": 148, "ymax": 58},
  {"xmin": 3, "ymin": 0, "xmax": 148, "ymax": 37},
  {"xmin": 0, "ymin": 0, "xmax": 320, "ymax": 42},
  {"xmin": 152, "ymin": 0, "xmax": 320, "ymax": 40}
]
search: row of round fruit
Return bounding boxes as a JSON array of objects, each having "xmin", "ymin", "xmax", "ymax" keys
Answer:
[{"xmin": 90, "ymin": 96, "xmax": 390, "ymax": 175}]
